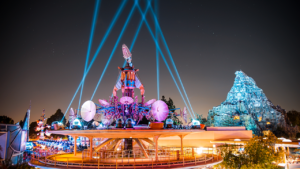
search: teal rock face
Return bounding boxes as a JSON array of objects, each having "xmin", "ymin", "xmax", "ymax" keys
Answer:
[{"xmin": 207, "ymin": 71, "xmax": 285, "ymax": 135}]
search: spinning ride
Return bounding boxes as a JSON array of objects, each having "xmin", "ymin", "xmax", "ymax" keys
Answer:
[
  {"xmin": 50, "ymin": 44, "xmax": 197, "ymax": 162},
  {"xmin": 79, "ymin": 44, "xmax": 175, "ymax": 127}
]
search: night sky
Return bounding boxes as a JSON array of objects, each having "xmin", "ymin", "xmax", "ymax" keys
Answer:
[{"xmin": 1, "ymin": 0, "xmax": 299, "ymax": 124}]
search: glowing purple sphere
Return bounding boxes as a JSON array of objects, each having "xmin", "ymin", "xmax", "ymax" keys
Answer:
[
  {"xmin": 120, "ymin": 96, "xmax": 134, "ymax": 105},
  {"xmin": 151, "ymin": 100, "xmax": 169, "ymax": 122},
  {"xmin": 144, "ymin": 99, "xmax": 156, "ymax": 106},
  {"xmin": 98, "ymin": 99, "xmax": 110, "ymax": 107}
]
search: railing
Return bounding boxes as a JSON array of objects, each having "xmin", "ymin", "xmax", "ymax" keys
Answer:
[
  {"xmin": 30, "ymin": 147, "xmax": 221, "ymax": 168},
  {"xmin": 0, "ymin": 124, "xmax": 8, "ymax": 131}
]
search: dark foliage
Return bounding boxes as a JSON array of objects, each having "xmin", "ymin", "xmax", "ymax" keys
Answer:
[
  {"xmin": 46, "ymin": 109, "xmax": 67, "ymax": 125},
  {"xmin": 273, "ymin": 126, "xmax": 289, "ymax": 138},
  {"xmin": 0, "ymin": 115, "xmax": 14, "ymax": 124},
  {"xmin": 192, "ymin": 114, "xmax": 207, "ymax": 124},
  {"xmin": 161, "ymin": 95, "xmax": 183, "ymax": 125},
  {"xmin": 287, "ymin": 110, "xmax": 300, "ymax": 127},
  {"xmin": 139, "ymin": 116, "xmax": 149, "ymax": 124},
  {"xmin": 29, "ymin": 121, "xmax": 38, "ymax": 138}
]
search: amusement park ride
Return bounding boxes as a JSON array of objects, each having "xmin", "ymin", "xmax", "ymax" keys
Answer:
[
  {"xmin": 75, "ymin": 44, "xmax": 188, "ymax": 128},
  {"xmin": 49, "ymin": 44, "xmax": 203, "ymax": 161},
  {"xmin": 28, "ymin": 1, "xmax": 225, "ymax": 167}
]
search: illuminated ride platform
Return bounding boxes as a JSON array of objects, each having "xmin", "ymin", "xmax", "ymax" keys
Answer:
[
  {"xmin": 30, "ymin": 45, "xmax": 224, "ymax": 168},
  {"xmin": 28, "ymin": 127, "xmax": 257, "ymax": 169},
  {"xmin": 49, "ymin": 129, "xmax": 205, "ymax": 160},
  {"xmin": 31, "ymin": 129, "xmax": 222, "ymax": 169}
]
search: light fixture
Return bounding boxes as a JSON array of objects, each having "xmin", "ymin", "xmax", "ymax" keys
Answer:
[
  {"xmin": 282, "ymin": 139, "xmax": 292, "ymax": 142},
  {"xmin": 196, "ymin": 147, "xmax": 203, "ymax": 154}
]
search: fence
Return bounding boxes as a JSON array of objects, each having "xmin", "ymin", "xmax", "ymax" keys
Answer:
[{"xmin": 31, "ymin": 147, "xmax": 221, "ymax": 168}]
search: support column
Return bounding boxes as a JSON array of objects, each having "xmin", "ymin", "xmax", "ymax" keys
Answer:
[
  {"xmin": 134, "ymin": 138, "xmax": 149, "ymax": 158},
  {"xmin": 74, "ymin": 136, "xmax": 78, "ymax": 156},
  {"xmin": 153, "ymin": 135, "xmax": 160, "ymax": 161},
  {"xmin": 192, "ymin": 148, "xmax": 195, "ymax": 157},
  {"xmin": 124, "ymin": 138, "xmax": 133, "ymax": 151},
  {"xmin": 89, "ymin": 137, "xmax": 93, "ymax": 160},
  {"xmin": 179, "ymin": 135, "xmax": 184, "ymax": 156}
]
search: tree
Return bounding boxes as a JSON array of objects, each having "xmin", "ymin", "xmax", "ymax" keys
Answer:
[
  {"xmin": 46, "ymin": 109, "xmax": 67, "ymax": 126},
  {"xmin": 273, "ymin": 126, "xmax": 289, "ymax": 138},
  {"xmin": 279, "ymin": 110, "xmax": 300, "ymax": 139},
  {"xmin": 29, "ymin": 121, "xmax": 38, "ymax": 139},
  {"xmin": 192, "ymin": 114, "xmax": 207, "ymax": 124},
  {"xmin": 0, "ymin": 116, "xmax": 14, "ymax": 124},
  {"xmin": 216, "ymin": 144, "xmax": 245, "ymax": 169},
  {"xmin": 216, "ymin": 132, "xmax": 285, "ymax": 169},
  {"xmin": 287, "ymin": 110, "xmax": 300, "ymax": 127},
  {"xmin": 66, "ymin": 121, "xmax": 70, "ymax": 128},
  {"xmin": 19, "ymin": 120, "xmax": 24, "ymax": 128},
  {"xmin": 44, "ymin": 109, "xmax": 67, "ymax": 139},
  {"xmin": 161, "ymin": 96, "xmax": 183, "ymax": 125}
]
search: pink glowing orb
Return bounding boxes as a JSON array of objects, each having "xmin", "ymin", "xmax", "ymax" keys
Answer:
[
  {"xmin": 98, "ymin": 99, "xmax": 110, "ymax": 107},
  {"xmin": 144, "ymin": 99, "xmax": 156, "ymax": 106},
  {"xmin": 151, "ymin": 100, "xmax": 169, "ymax": 122},
  {"xmin": 81, "ymin": 100, "xmax": 96, "ymax": 122},
  {"xmin": 120, "ymin": 96, "xmax": 134, "ymax": 105}
]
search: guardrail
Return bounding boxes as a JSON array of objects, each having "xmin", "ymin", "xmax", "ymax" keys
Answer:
[{"xmin": 31, "ymin": 151, "xmax": 220, "ymax": 168}]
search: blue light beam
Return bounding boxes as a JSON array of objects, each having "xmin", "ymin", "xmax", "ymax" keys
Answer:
[
  {"xmin": 78, "ymin": 0, "xmax": 101, "ymax": 110},
  {"xmin": 154, "ymin": 0, "xmax": 159, "ymax": 100},
  {"xmin": 61, "ymin": 0, "xmax": 128, "ymax": 122},
  {"xmin": 111, "ymin": 0, "xmax": 152, "ymax": 97},
  {"xmin": 149, "ymin": 6, "xmax": 197, "ymax": 118},
  {"xmin": 136, "ymin": 3, "xmax": 195, "ymax": 119},
  {"xmin": 90, "ymin": 1, "xmax": 138, "ymax": 100}
]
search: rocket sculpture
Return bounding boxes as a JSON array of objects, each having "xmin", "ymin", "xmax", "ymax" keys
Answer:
[
  {"xmin": 113, "ymin": 44, "xmax": 145, "ymax": 100},
  {"xmin": 78, "ymin": 44, "xmax": 184, "ymax": 126},
  {"xmin": 35, "ymin": 109, "xmax": 51, "ymax": 139}
]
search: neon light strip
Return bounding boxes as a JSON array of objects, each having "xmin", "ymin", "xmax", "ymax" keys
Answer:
[
  {"xmin": 78, "ymin": 0, "xmax": 101, "ymax": 110},
  {"xmin": 111, "ymin": 0, "xmax": 152, "ymax": 97},
  {"xmin": 61, "ymin": 0, "xmax": 128, "ymax": 122},
  {"xmin": 149, "ymin": 6, "xmax": 196, "ymax": 118},
  {"xmin": 136, "ymin": 3, "xmax": 195, "ymax": 119},
  {"xmin": 90, "ymin": 1, "xmax": 137, "ymax": 100}
]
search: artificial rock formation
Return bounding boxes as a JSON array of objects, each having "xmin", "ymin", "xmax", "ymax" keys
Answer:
[{"xmin": 207, "ymin": 71, "xmax": 287, "ymax": 135}]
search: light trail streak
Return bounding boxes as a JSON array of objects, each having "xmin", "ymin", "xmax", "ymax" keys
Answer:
[
  {"xmin": 136, "ymin": 3, "xmax": 195, "ymax": 119},
  {"xmin": 154, "ymin": 0, "xmax": 159, "ymax": 100},
  {"xmin": 90, "ymin": 1, "xmax": 138, "ymax": 100},
  {"xmin": 78, "ymin": 0, "xmax": 101, "ymax": 110},
  {"xmin": 61, "ymin": 0, "xmax": 128, "ymax": 122},
  {"xmin": 111, "ymin": 0, "xmax": 152, "ymax": 97},
  {"xmin": 149, "ymin": 6, "xmax": 197, "ymax": 118}
]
